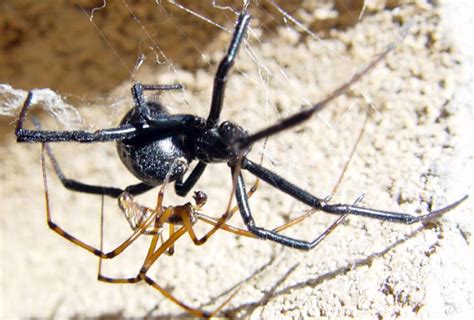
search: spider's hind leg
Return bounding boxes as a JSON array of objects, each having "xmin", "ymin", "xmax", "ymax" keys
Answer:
[
  {"xmin": 40, "ymin": 129, "xmax": 153, "ymax": 198},
  {"xmin": 39, "ymin": 143, "xmax": 163, "ymax": 260}
]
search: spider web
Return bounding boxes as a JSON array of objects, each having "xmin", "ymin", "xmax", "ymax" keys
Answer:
[{"xmin": 1, "ymin": 0, "xmax": 472, "ymax": 318}]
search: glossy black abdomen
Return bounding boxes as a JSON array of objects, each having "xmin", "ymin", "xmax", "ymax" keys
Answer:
[{"xmin": 116, "ymin": 102, "xmax": 192, "ymax": 186}]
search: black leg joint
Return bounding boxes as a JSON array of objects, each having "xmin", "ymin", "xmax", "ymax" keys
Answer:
[{"xmin": 174, "ymin": 162, "xmax": 207, "ymax": 197}]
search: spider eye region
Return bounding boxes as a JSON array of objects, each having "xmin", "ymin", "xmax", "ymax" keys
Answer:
[
  {"xmin": 218, "ymin": 121, "xmax": 248, "ymax": 143},
  {"xmin": 195, "ymin": 121, "xmax": 250, "ymax": 164}
]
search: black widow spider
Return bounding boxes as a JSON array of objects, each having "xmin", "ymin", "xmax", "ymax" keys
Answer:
[{"xmin": 16, "ymin": 11, "xmax": 467, "ymax": 314}]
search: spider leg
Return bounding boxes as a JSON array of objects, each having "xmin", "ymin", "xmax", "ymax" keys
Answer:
[
  {"xmin": 40, "ymin": 144, "xmax": 162, "ymax": 259},
  {"xmin": 146, "ymin": 187, "xmax": 178, "ymax": 256},
  {"xmin": 242, "ymin": 158, "xmax": 468, "ymax": 223},
  {"xmin": 42, "ymin": 132, "xmax": 153, "ymax": 197},
  {"xmin": 272, "ymin": 195, "xmax": 364, "ymax": 248},
  {"xmin": 272, "ymin": 105, "xmax": 370, "ymax": 234},
  {"xmin": 184, "ymin": 178, "xmax": 260, "ymax": 242},
  {"xmin": 195, "ymin": 214, "xmax": 257, "ymax": 238},
  {"xmin": 131, "ymin": 83, "xmax": 183, "ymax": 121},
  {"xmin": 235, "ymin": 171, "xmax": 325, "ymax": 249},
  {"xmin": 174, "ymin": 161, "xmax": 208, "ymax": 196},
  {"xmin": 17, "ymin": 91, "xmax": 198, "ymax": 144},
  {"xmin": 136, "ymin": 218, "xmax": 240, "ymax": 317},
  {"xmin": 96, "ymin": 228, "xmax": 188, "ymax": 284},
  {"xmin": 237, "ymin": 160, "xmax": 467, "ymax": 250},
  {"xmin": 97, "ymin": 185, "xmax": 176, "ymax": 283},
  {"xmin": 235, "ymin": 42, "xmax": 396, "ymax": 151},
  {"xmin": 142, "ymin": 84, "xmax": 184, "ymax": 91},
  {"xmin": 105, "ymin": 223, "xmax": 228, "ymax": 317},
  {"xmin": 321, "ymin": 195, "xmax": 468, "ymax": 223},
  {"xmin": 144, "ymin": 275, "xmax": 240, "ymax": 318},
  {"xmin": 16, "ymin": 92, "xmax": 139, "ymax": 143},
  {"xmin": 206, "ymin": 12, "xmax": 251, "ymax": 127},
  {"xmin": 166, "ymin": 223, "xmax": 176, "ymax": 255}
]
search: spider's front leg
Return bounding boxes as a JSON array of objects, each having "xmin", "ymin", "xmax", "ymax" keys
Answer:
[
  {"xmin": 16, "ymin": 92, "xmax": 139, "ymax": 143},
  {"xmin": 234, "ymin": 171, "xmax": 328, "ymax": 250},
  {"xmin": 206, "ymin": 12, "xmax": 251, "ymax": 127},
  {"xmin": 236, "ymin": 159, "xmax": 468, "ymax": 250}
]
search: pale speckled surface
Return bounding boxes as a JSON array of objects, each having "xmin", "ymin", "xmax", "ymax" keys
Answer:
[{"xmin": 1, "ymin": 1, "xmax": 472, "ymax": 319}]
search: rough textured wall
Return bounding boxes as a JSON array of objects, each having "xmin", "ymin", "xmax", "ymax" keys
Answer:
[
  {"xmin": 1, "ymin": 0, "xmax": 472, "ymax": 319},
  {"xmin": 1, "ymin": 0, "xmax": 305, "ymax": 95}
]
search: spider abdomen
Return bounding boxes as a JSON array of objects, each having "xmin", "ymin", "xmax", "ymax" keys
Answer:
[
  {"xmin": 116, "ymin": 102, "xmax": 193, "ymax": 186},
  {"xmin": 117, "ymin": 135, "xmax": 191, "ymax": 186}
]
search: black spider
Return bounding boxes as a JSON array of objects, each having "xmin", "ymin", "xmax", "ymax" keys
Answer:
[{"xmin": 16, "ymin": 12, "xmax": 467, "ymax": 252}]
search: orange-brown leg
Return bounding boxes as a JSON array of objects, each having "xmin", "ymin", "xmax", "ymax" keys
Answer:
[
  {"xmin": 96, "ymin": 192, "xmax": 143, "ymax": 283},
  {"xmin": 97, "ymin": 184, "xmax": 176, "ymax": 282},
  {"xmin": 143, "ymin": 274, "xmax": 240, "ymax": 318},
  {"xmin": 167, "ymin": 223, "xmax": 176, "ymax": 255},
  {"xmin": 151, "ymin": 186, "xmax": 176, "ymax": 255},
  {"xmin": 182, "ymin": 178, "xmax": 260, "ymax": 244},
  {"xmin": 96, "ymin": 216, "xmax": 236, "ymax": 317},
  {"xmin": 195, "ymin": 213, "xmax": 257, "ymax": 238},
  {"xmin": 96, "ymin": 225, "xmax": 186, "ymax": 284},
  {"xmin": 96, "ymin": 185, "xmax": 223, "ymax": 317},
  {"xmin": 139, "ymin": 224, "xmax": 243, "ymax": 318}
]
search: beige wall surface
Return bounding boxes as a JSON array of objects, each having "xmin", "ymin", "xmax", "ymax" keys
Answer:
[{"xmin": 1, "ymin": 1, "xmax": 472, "ymax": 318}]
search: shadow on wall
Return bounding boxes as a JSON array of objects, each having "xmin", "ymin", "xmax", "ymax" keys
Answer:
[{"xmin": 0, "ymin": 0, "xmax": 371, "ymax": 98}]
